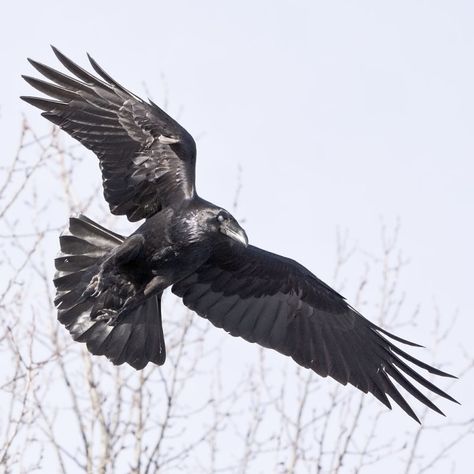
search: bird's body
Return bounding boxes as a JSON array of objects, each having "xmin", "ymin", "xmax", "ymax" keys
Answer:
[
  {"xmin": 88, "ymin": 198, "xmax": 232, "ymax": 321},
  {"xmin": 22, "ymin": 47, "xmax": 458, "ymax": 422},
  {"xmin": 121, "ymin": 200, "xmax": 216, "ymax": 291}
]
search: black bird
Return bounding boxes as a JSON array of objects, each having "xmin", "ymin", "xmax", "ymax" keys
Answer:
[{"xmin": 21, "ymin": 47, "xmax": 457, "ymax": 423}]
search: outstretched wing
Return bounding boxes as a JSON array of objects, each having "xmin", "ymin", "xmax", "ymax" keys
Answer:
[
  {"xmin": 21, "ymin": 47, "xmax": 196, "ymax": 221},
  {"xmin": 173, "ymin": 243, "xmax": 458, "ymax": 422}
]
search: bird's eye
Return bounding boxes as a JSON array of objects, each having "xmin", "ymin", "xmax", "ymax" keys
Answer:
[{"xmin": 217, "ymin": 214, "xmax": 225, "ymax": 223}]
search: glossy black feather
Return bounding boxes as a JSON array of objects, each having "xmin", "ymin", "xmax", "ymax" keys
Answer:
[
  {"xmin": 173, "ymin": 243, "xmax": 458, "ymax": 422},
  {"xmin": 22, "ymin": 48, "xmax": 457, "ymax": 421},
  {"xmin": 54, "ymin": 215, "xmax": 166, "ymax": 369},
  {"xmin": 21, "ymin": 47, "xmax": 196, "ymax": 222}
]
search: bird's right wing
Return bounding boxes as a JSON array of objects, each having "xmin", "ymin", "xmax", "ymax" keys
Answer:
[
  {"xmin": 173, "ymin": 243, "xmax": 458, "ymax": 422},
  {"xmin": 21, "ymin": 47, "xmax": 197, "ymax": 221}
]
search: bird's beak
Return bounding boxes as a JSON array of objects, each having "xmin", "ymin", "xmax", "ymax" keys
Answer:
[{"xmin": 220, "ymin": 222, "xmax": 249, "ymax": 247}]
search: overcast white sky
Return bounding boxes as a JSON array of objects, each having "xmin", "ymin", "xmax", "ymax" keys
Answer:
[{"xmin": 1, "ymin": 0, "xmax": 473, "ymax": 471}]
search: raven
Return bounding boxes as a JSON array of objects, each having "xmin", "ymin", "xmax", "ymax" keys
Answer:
[{"xmin": 21, "ymin": 47, "xmax": 457, "ymax": 422}]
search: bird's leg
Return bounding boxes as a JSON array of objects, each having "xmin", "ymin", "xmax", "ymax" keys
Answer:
[
  {"xmin": 83, "ymin": 235, "xmax": 145, "ymax": 299},
  {"xmin": 93, "ymin": 308, "xmax": 117, "ymax": 322},
  {"xmin": 83, "ymin": 273, "xmax": 103, "ymax": 298},
  {"xmin": 144, "ymin": 275, "xmax": 167, "ymax": 296},
  {"xmin": 86, "ymin": 235, "xmax": 165, "ymax": 325},
  {"xmin": 109, "ymin": 282, "xmax": 165, "ymax": 326}
]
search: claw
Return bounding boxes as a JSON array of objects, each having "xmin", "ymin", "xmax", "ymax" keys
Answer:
[
  {"xmin": 93, "ymin": 308, "xmax": 118, "ymax": 325},
  {"xmin": 83, "ymin": 273, "xmax": 104, "ymax": 298}
]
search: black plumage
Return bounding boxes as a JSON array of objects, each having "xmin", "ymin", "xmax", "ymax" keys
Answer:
[{"xmin": 21, "ymin": 47, "xmax": 457, "ymax": 422}]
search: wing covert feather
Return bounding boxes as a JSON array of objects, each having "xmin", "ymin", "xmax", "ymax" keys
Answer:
[{"xmin": 173, "ymin": 243, "xmax": 457, "ymax": 422}]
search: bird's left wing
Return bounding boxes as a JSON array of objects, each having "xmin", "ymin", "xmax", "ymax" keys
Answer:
[
  {"xmin": 21, "ymin": 47, "xmax": 197, "ymax": 221},
  {"xmin": 173, "ymin": 243, "xmax": 457, "ymax": 422}
]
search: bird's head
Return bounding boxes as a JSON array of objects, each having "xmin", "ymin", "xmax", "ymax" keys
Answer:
[{"xmin": 211, "ymin": 209, "xmax": 248, "ymax": 247}]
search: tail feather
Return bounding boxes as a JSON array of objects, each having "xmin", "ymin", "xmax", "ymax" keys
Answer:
[
  {"xmin": 54, "ymin": 214, "xmax": 166, "ymax": 369},
  {"xmin": 55, "ymin": 255, "xmax": 98, "ymax": 272}
]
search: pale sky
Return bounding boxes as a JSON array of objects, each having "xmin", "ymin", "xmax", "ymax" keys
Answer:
[{"xmin": 1, "ymin": 0, "xmax": 473, "ymax": 471}]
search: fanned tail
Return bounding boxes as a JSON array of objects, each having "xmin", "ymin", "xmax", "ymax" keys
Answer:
[{"xmin": 54, "ymin": 215, "xmax": 166, "ymax": 369}]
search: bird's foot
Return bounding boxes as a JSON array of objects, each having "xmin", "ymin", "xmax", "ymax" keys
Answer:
[
  {"xmin": 94, "ymin": 308, "xmax": 119, "ymax": 326},
  {"xmin": 83, "ymin": 272, "xmax": 105, "ymax": 299}
]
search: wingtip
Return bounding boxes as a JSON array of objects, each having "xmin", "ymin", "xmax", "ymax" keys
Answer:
[
  {"xmin": 377, "ymin": 327, "xmax": 425, "ymax": 347},
  {"xmin": 428, "ymin": 366, "xmax": 458, "ymax": 379},
  {"xmin": 20, "ymin": 95, "xmax": 44, "ymax": 108},
  {"xmin": 21, "ymin": 75, "xmax": 36, "ymax": 86},
  {"xmin": 429, "ymin": 402, "xmax": 446, "ymax": 418},
  {"xmin": 405, "ymin": 404, "xmax": 421, "ymax": 424},
  {"xmin": 50, "ymin": 44, "xmax": 64, "ymax": 61},
  {"xmin": 86, "ymin": 52, "xmax": 97, "ymax": 68},
  {"xmin": 19, "ymin": 95, "xmax": 37, "ymax": 105},
  {"xmin": 26, "ymin": 57, "xmax": 48, "ymax": 73},
  {"xmin": 87, "ymin": 53, "xmax": 105, "ymax": 78},
  {"xmin": 86, "ymin": 52, "xmax": 105, "ymax": 76},
  {"xmin": 406, "ymin": 409, "xmax": 421, "ymax": 424},
  {"xmin": 19, "ymin": 96, "xmax": 65, "ymax": 112}
]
